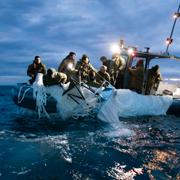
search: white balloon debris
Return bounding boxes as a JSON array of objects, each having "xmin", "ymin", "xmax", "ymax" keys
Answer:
[
  {"xmin": 32, "ymin": 73, "xmax": 50, "ymax": 119},
  {"xmin": 98, "ymin": 89, "xmax": 173, "ymax": 123},
  {"xmin": 31, "ymin": 74, "xmax": 173, "ymax": 124}
]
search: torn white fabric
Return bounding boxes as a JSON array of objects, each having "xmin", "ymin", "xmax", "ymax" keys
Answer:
[{"xmin": 98, "ymin": 89, "xmax": 173, "ymax": 123}]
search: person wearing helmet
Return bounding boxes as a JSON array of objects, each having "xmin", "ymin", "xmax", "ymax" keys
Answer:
[{"xmin": 43, "ymin": 68, "xmax": 67, "ymax": 86}]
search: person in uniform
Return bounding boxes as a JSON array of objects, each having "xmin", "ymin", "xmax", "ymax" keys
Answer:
[
  {"xmin": 43, "ymin": 68, "xmax": 67, "ymax": 86},
  {"xmin": 99, "ymin": 56, "xmax": 111, "ymax": 74},
  {"xmin": 110, "ymin": 53, "xmax": 126, "ymax": 86},
  {"xmin": 146, "ymin": 65, "xmax": 162, "ymax": 95},
  {"xmin": 27, "ymin": 56, "xmax": 46, "ymax": 84},
  {"xmin": 75, "ymin": 54, "xmax": 96, "ymax": 83},
  {"xmin": 128, "ymin": 59, "xmax": 144, "ymax": 94},
  {"xmin": 96, "ymin": 65, "xmax": 110, "ymax": 86},
  {"xmin": 58, "ymin": 52, "xmax": 76, "ymax": 81}
]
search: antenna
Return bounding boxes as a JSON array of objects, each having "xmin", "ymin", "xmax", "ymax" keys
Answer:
[{"xmin": 165, "ymin": 3, "xmax": 180, "ymax": 54}]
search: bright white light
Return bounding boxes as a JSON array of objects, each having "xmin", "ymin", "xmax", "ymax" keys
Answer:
[
  {"xmin": 173, "ymin": 12, "xmax": 180, "ymax": 19},
  {"xmin": 173, "ymin": 14, "xmax": 178, "ymax": 19},
  {"xmin": 110, "ymin": 44, "xmax": 120, "ymax": 54},
  {"xmin": 67, "ymin": 63, "xmax": 74, "ymax": 70},
  {"xmin": 128, "ymin": 48, "xmax": 134, "ymax": 55},
  {"xmin": 166, "ymin": 40, "xmax": 170, "ymax": 45}
]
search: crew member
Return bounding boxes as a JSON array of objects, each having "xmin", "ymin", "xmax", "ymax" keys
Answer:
[
  {"xmin": 99, "ymin": 56, "xmax": 111, "ymax": 73},
  {"xmin": 58, "ymin": 52, "xmax": 76, "ymax": 81},
  {"xmin": 146, "ymin": 65, "xmax": 162, "ymax": 95},
  {"xmin": 43, "ymin": 68, "xmax": 67, "ymax": 86},
  {"xmin": 96, "ymin": 65, "xmax": 110, "ymax": 85},
  {"xmin": 129, "ymin": 59, "xmax": 144, "ymax": 93},
  {"xmin": 27, "ymin": 56, "xmax": 46, "ymax": 84},
  {"xmin": 75, "ymin": 54, "xmax": 96, "ymax": 83},
  {"xmin": 110, "ymin": 53, "xmax": 126, "ymax": 86}
]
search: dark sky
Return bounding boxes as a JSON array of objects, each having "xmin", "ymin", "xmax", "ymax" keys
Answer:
[{"xmin": 0, "ymin": 0, "xmax": 180, "ymax": 84}]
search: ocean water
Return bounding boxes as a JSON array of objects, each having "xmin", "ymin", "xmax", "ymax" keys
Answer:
[{"xmin": 0, "ymin": 86, "xmax": 180, "ymax": 180}]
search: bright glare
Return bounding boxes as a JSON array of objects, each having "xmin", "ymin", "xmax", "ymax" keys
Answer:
[
  {"xmin": 128, "ymin": 48, "xmax": 134, "ymax": 55},
  {"xmin": 166, "ymin": 40, "xmax": 170, "ymax": 45},
  {"xmin": 67, "ymin": 63, "xmax": 74, "ymax": 70},
  {"xmin": 173, "ymin": 14, "xmax": 178, "ymax": 19},
  {"xmin": 173, "ymin": 12, "xmax": 180, "ymax": 19},
  {"xmin": 110, "ymin": 44, "xmax": 120, "ymax": 54}
]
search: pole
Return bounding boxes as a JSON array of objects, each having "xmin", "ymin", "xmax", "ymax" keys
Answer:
[{"xmin": 166, "ymin": 3, "xmax": 180, "ymax": 53}]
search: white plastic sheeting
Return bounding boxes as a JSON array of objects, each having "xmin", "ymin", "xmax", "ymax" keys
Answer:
[
  {"xmin": 32, "ymin": 73, "xmax": 49, "ymax": 118},
  {"xmin": 98, "ymin": 89, "xmax": 173, "ymax": 123},
  {"xmin": 173, "ymin": 88, "xmax": 180, "ymax": 98},
  {"xmin": 46, "ymin": 84, "xmax": 99, "ymax": 120},
  {"xmin": 32, "ymin": 74, "xmax": 173, "ymax": 123}
]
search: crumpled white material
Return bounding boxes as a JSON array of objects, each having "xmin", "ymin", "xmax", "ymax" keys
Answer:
[
  {"xmin": 98, "ymin": 89, "xmax": 173, "ymax": 123},
  {"xmin": 46, "ymin": 84, "xmax": 98, "ymax": 120},
  {"xmin": 173, "ymin": 88, "xmax": 180, "ymax": 98},
  {"xmin": 32, "ymin": 73, "xmax": 50, "ymax": 119}
]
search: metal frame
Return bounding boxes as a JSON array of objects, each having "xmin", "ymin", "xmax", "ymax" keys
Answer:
[{"xmin": 121, "ymin": 49, "xmax": 180, "ymax": 94}]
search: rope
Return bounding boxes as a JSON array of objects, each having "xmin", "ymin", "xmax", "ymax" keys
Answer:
[
  {"xmin": 32, "ymin": 78, "xmax": 50, "ymax": 119},
  {"xmin": 72, "ymin": 103, "xmax": 94, "ymax": 119},
  {"xmin": 18, "ymin": 85, "xmax": 32, "ymax": 104}
]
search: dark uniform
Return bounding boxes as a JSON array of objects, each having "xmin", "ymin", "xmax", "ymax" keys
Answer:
[
  {"xmin": 43, "ymin": 68, "xmax": 67, "ymax": 86},
  {"xmin": 129, "ymin": 63, "xmax": 144, "ymax": 93},
  {"xmin": 146, "ymin": 65, "xmax": 162, "ymax": 95},
  {"xmin": 99, "ymin": 56, "xmax": 111, "ymax": 74},
  {"xmin": 27, "ymin": 61, "xmax": 46, "ymax": 84},
  {"xmin": 96, "ymin": 71, "xmax": 110, "ymax": 85}
]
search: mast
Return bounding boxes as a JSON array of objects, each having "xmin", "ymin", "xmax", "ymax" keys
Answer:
[{"xmin": 165, "ymin": 3, "xmax": 180, "ymax": 53}]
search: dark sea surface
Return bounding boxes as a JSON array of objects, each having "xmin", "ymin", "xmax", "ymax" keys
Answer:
[{"xmin": 0, "ymin": 86, "xmax": 180, "ymax": 180}]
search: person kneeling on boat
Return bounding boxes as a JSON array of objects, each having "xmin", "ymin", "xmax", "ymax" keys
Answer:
[
  {"xmin": 96, "ymin": 65, "xmax": 110, "ymax": 86},
  {"xmin": 75, "ymin": 54, "xmax": 97, "ymax": 83},
  {"xmin": 43, "ymin": 68, "xmax": 67, "ymax": 86},
  {"xmin": 99, "ymin": 56, "xmax": 111, "ymax": 74},
  {"xmin": 27, "ymin": 56, "xmax": 46, "ymax": 84}
]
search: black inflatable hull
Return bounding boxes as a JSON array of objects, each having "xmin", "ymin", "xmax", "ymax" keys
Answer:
[
  {"xmin": 11, "ymin": 84, "xmax": 180, "ymax": 116},
  {"xmin": 11, "ymin": 84, "xmax": 57, "ymax": 113},
  {"xmin": 167, "ymin": 98, "xmax": 180, "ymax": 116}
]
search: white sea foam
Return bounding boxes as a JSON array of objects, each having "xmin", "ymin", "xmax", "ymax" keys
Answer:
[
  {"xmin": 104, "ymin": 125, "xmax": 133, "ymax": 138},
  {"xmin": 107, "ymin": 162, "xmax": 143, "ymax": 179}
]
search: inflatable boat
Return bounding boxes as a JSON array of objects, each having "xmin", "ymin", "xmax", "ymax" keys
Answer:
[
  {"xmin": 11, "ymin": 81, "xmax": 180, "ymax": 121},
  {"xmin": 11, "ymin": 48, "xmax": 180, "ymax": 120}
]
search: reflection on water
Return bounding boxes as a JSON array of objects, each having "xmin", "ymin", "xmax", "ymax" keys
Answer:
[
  {"xmin": 0, "ymin": 86, "xmax": 180, "ymax": 179},
  {"xmin": 144, "ymin": 150, "xmax": 179, "ymax": 179},
  {"xmin": 107, "ymin": 163, "xmax": 143, "ymax": 180}
]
